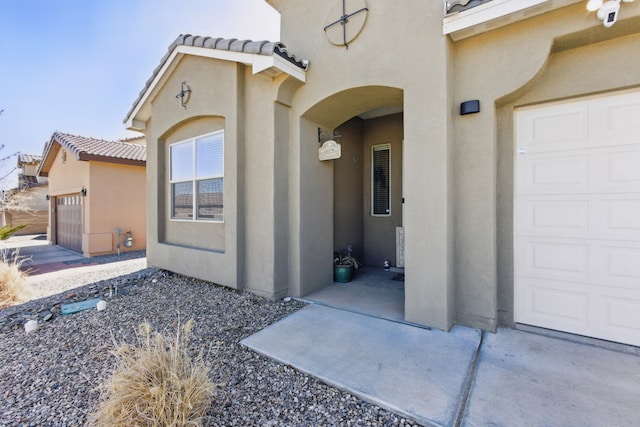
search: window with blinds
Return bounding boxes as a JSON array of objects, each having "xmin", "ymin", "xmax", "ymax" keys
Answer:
[
  {"xmin": 372, "ymin": 144, "xmax": 391, "ymax": 216},
  {"xmin": 169, "ymin": 130, "xmax": 224, "ymax": 221}
]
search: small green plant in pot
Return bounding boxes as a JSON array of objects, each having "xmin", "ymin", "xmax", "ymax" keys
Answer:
[{"xmin": 334, "ymin": 249, "xmax": 360, "ymax": 283}]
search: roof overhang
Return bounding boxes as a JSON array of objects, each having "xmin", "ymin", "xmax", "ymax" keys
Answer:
[
  {"xmin": 444, "ymin": 0, "xmax": 579, "ymax": 41},
  {"xmin": 124, "ymin": 44, "xmax": 306, "ymax": 132}
]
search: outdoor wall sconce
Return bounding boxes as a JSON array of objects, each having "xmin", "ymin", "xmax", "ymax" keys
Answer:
[
  {"xmin": 176, "ymin": 81, "xmax": 192, "ymax": 108},
  {"xmin": 80, "ymin": 187, "xmax": 87, "ymax": 197},
  {"xmin": 45, "ymin": 194, "xmax": 50, "ymax": 201},
  {"xmin": 587, "ymin": 0, "xmax": 635, "ymax": 27},
  {"xmin": 460, "ymin": 99, "xmax": 480, "ymax": 115}
]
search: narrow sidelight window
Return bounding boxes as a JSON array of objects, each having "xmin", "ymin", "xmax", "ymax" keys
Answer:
[{"xmin": 372, "ymin": 143, "xmax": 391, "ymax": 216}]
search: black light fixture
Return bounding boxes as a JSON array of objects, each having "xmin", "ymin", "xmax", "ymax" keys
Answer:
[
  {"xmin": 460, "ymin": 99, "xmax": 480, "ymax": 115},
  {"xmin": 45, "ymin": 194, "xmax": 50, "ymax": 201},
  {"xmin": 81, "ymin": 187, "xmax": 87, "ymax": 197}
]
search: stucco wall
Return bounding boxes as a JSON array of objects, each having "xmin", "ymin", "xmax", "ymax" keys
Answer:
[
  {"xmin": 143, "ymin": 53, "xmax": 288, "ymax": 298},
  {"xmin": 363, "ymin": 113, "xmax": 403, "ymax": 268},
  {"xmin": 145, "ymin": 56, "xmax": 243, "ymax": 290},
  {"xmin": 274, "ymin": 0, "xmax": 454, "ymax": 329},
  {"xmin": 86, "ymin": 161, "xmax": 146, "ymax": 255},
  {"xmin": 333, "ymin": 118, "xmax": 364, "ymax": 260}
]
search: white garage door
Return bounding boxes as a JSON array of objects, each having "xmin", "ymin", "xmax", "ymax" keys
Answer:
[{"xmin": 515, "ymin": 89, "xmax": 640, "ymax": 347}]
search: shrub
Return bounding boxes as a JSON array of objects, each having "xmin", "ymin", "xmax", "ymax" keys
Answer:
[
  {"xmin": 0, "ymin": 249, "xmax": 29, "ymax": 308},
  {"xmin": 0, "ymin": 224, "xmax": 27, "ymax": 241},
  {"xmin": 87, "ymin": 320, "xmax": 215, "ymax": 427}
]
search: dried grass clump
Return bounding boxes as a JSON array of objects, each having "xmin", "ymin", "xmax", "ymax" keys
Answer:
[
  {"xmin": 0, "ymin": 249, "xmax": 29, "ymax": 308},
  {"xmin": 87, "ymin": 320, "xmax": 215, "ymax": 427}
]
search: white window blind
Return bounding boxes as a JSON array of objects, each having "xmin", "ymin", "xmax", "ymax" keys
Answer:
[
  {"xmin": 170, "ymin": 130, "xmax": 224, "ymax": 221},
  {"xmin": 372, "ymin": 144, "xmax": 391, "ymax": 216}
]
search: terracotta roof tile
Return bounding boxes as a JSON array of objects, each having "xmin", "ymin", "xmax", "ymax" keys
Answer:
[
  {"xmin": 18, "ymin": 153, "xmax": 41, "ymax": 166},
  {"xmin": 51, "ymin": 132, "xmax": 146, "ymax": 162},
  {"xmin": 38, "ymin": 132, "xmax": 146, "ymax": 177}
]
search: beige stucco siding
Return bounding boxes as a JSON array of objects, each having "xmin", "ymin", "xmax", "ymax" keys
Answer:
[
  {"xmin": 274, "ymin": 0, "xmax": 454, "ymax": 329},
  {"xmin": 133, "ymin": 0, "xmax": 640, "ymax": 334},
  {"xmin": 86, "ymin": 161, "xmax": 146, "ymax": 255},
  {"xmin": 146, "ymin": 56, "xmax": 242, "ymax": 289}
]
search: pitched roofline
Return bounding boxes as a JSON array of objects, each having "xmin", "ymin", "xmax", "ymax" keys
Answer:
[
  {"xmin": 123, "ymin": 35, "xmax": 308, "ymax": 132},
  {"xmin": 38, "ymin": 132, "xmax": 146, "ymax": 177}
]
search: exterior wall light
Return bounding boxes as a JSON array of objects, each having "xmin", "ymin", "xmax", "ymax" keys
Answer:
[
  {"xmin": 80, "ymin": 187, "xmax": 87, "ymax": 197},
  {"xmin": 587, "ymin": 0, "xmax": 635, "ymax": 28},
  {"xmin": 46, "ymin": 194, "xmax": 50, "ymax": 201}
]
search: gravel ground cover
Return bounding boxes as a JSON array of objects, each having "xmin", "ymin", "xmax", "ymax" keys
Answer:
[{"xmin": 1, "ymin": 268, "xmax": 421, "ymax": 426}]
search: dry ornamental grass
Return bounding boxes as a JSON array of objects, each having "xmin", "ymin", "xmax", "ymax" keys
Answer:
[
  {"xmin": 87, "ymin": 319, "xmax": 215, "ymax": 427},
  {"xmin": 0, "ymin": 249, "xmax": 29, "ymax": 308}
]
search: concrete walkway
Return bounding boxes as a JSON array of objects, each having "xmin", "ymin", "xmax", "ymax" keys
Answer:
[{"xmin": 242, "ymin": 305, "xmax": 640, "ymax": 427}]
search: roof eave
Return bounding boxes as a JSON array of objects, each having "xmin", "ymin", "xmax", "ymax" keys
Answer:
[
  {"xmin": 78, "ymin": 153, "xmax": 146, "ymax": 167},
  {"xmin": 37, "ymin": 136, "xmax": 60, "ymax": 177},
  {"xmin": 124, "ymin": 44, "xmax": 306, "ymax": 132}
]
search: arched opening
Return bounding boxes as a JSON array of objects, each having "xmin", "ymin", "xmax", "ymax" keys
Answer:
[{"xmin": 299, "ymin": 86, "xmax": 405, "ymax": 321}]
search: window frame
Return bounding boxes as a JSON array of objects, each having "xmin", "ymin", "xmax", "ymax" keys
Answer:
[
  {"xmin": 169, "ymin": 130, "xmax": 224, "ymax": 223},
  {"xmin": 371, "ymin": 143, "xmax": 391, "ymax": 217}
]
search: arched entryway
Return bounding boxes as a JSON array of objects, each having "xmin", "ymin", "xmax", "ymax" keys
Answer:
[{"xmin": 297, "ymin": 86, "xmax": 405, "ymax": 322}]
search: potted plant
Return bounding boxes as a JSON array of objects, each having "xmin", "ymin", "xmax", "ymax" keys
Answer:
[{"xmin": 334, "ymin": 250, "xmax": 360, "ymax": 283}]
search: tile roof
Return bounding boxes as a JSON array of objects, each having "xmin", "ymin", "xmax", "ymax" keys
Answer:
[
  {"xmin": 18, "ymin": 153, "xmax": 41, "ymax": 166},
  {"xmin": 446, "ymin": 0, "xmax": 494, "ymax": 15},
  {"xmin": 38, "ymin": 132, "xmax": 146, "ymax": 176},
  {"xmin": 125, "ymin": 34, "xmax": 308, "ymax": 128}
]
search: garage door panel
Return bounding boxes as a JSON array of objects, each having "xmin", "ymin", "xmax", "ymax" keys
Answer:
[
  {"xmin": 592, "ymin": 197, "xmax": 640, "ymax": 241},
  {"xmin": 603, "ymin": 297, "xmax": 640, "ymax": 334},
  {"xmin": 517, "ymin": 238, "xmax": 590, "ymax": 281},
  {"xmin": 515, "ymin": 89, "xmax": 640, "ymax": 346},
  {"xmin": 517, "ymin": 103, "xmax": 589, "ymax": 153},
  {"xmin": 517, "ymin": 153, "xmax": 589, "ymax": 194},
  {"xmin": 599, "ymin": 244, "xmax": 640, "ymax": 288},
  {"xmin": 516, "ymin": 278, "xmax": 589, "ymax": 330},
  {"xmin": 591, "ymin": 92, "xmax": 640, "ymax": 144},
  {"xmin": 516, "ymin": 197, "xmax": 589, "ymax": 238},
  {"xmin": 591, "ymin": 148, "xmax": 640, "ymax": 193}
]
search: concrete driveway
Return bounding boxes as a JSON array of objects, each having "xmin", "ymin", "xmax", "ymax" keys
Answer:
[
  {"xmin": 2, "ymin": 234, "xmax": 93, "ymax": 275},
  {"xmin": 243, "ymin": 305, "xmax": 640, "ymax": 427}
]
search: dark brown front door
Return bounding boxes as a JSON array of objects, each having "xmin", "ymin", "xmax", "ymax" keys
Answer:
[{"xmin": 56, "ymin": 194, "xmax": 82, "ymax": 252}]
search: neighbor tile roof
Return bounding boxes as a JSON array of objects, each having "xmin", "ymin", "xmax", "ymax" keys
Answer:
[
  {"xmin": 52, "ymin": 132, "xmax": 146, "ymax": 162},
  {"xmin": 446, "ymin": 0, "xmax": 493, "ymax": 15},
  {"xmin": 17, "ymin": 153, "xmax": 41, "ymax": 166},
  {"xmin": 38, "ymin": 132, "xmax": 146, "ymax": 176}
]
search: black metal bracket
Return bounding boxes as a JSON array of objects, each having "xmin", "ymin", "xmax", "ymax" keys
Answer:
[{"xmin": 323, "ymin": 0, "xmax": 368, "ymax": 49}]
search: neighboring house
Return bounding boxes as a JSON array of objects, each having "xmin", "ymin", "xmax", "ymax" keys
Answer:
[
  {"xmin": 1, "ymin": 154, "xmax": 49, "ymax": 235},
  {"xmin": 37, "ymin": 132, "xmax": 147, "ymax": 256},
  {"xmin": 124, "ymin": 1, "xmax": 640, "ymax": 347}
]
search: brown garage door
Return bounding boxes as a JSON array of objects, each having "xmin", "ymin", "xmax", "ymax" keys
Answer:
[{"xmin": 56, "ymin": 194, "xmax": 82, "ymax": 252}]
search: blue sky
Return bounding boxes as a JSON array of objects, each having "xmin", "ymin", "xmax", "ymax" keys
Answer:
[{"xmin": 0, "ymin": 0, "xmax": 279, "ymax": 189}]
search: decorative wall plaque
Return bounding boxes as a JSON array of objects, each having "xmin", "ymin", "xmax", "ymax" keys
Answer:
[{"xmin": 319, "ymin": 140, "xmax": 342, "ymax": 161}]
